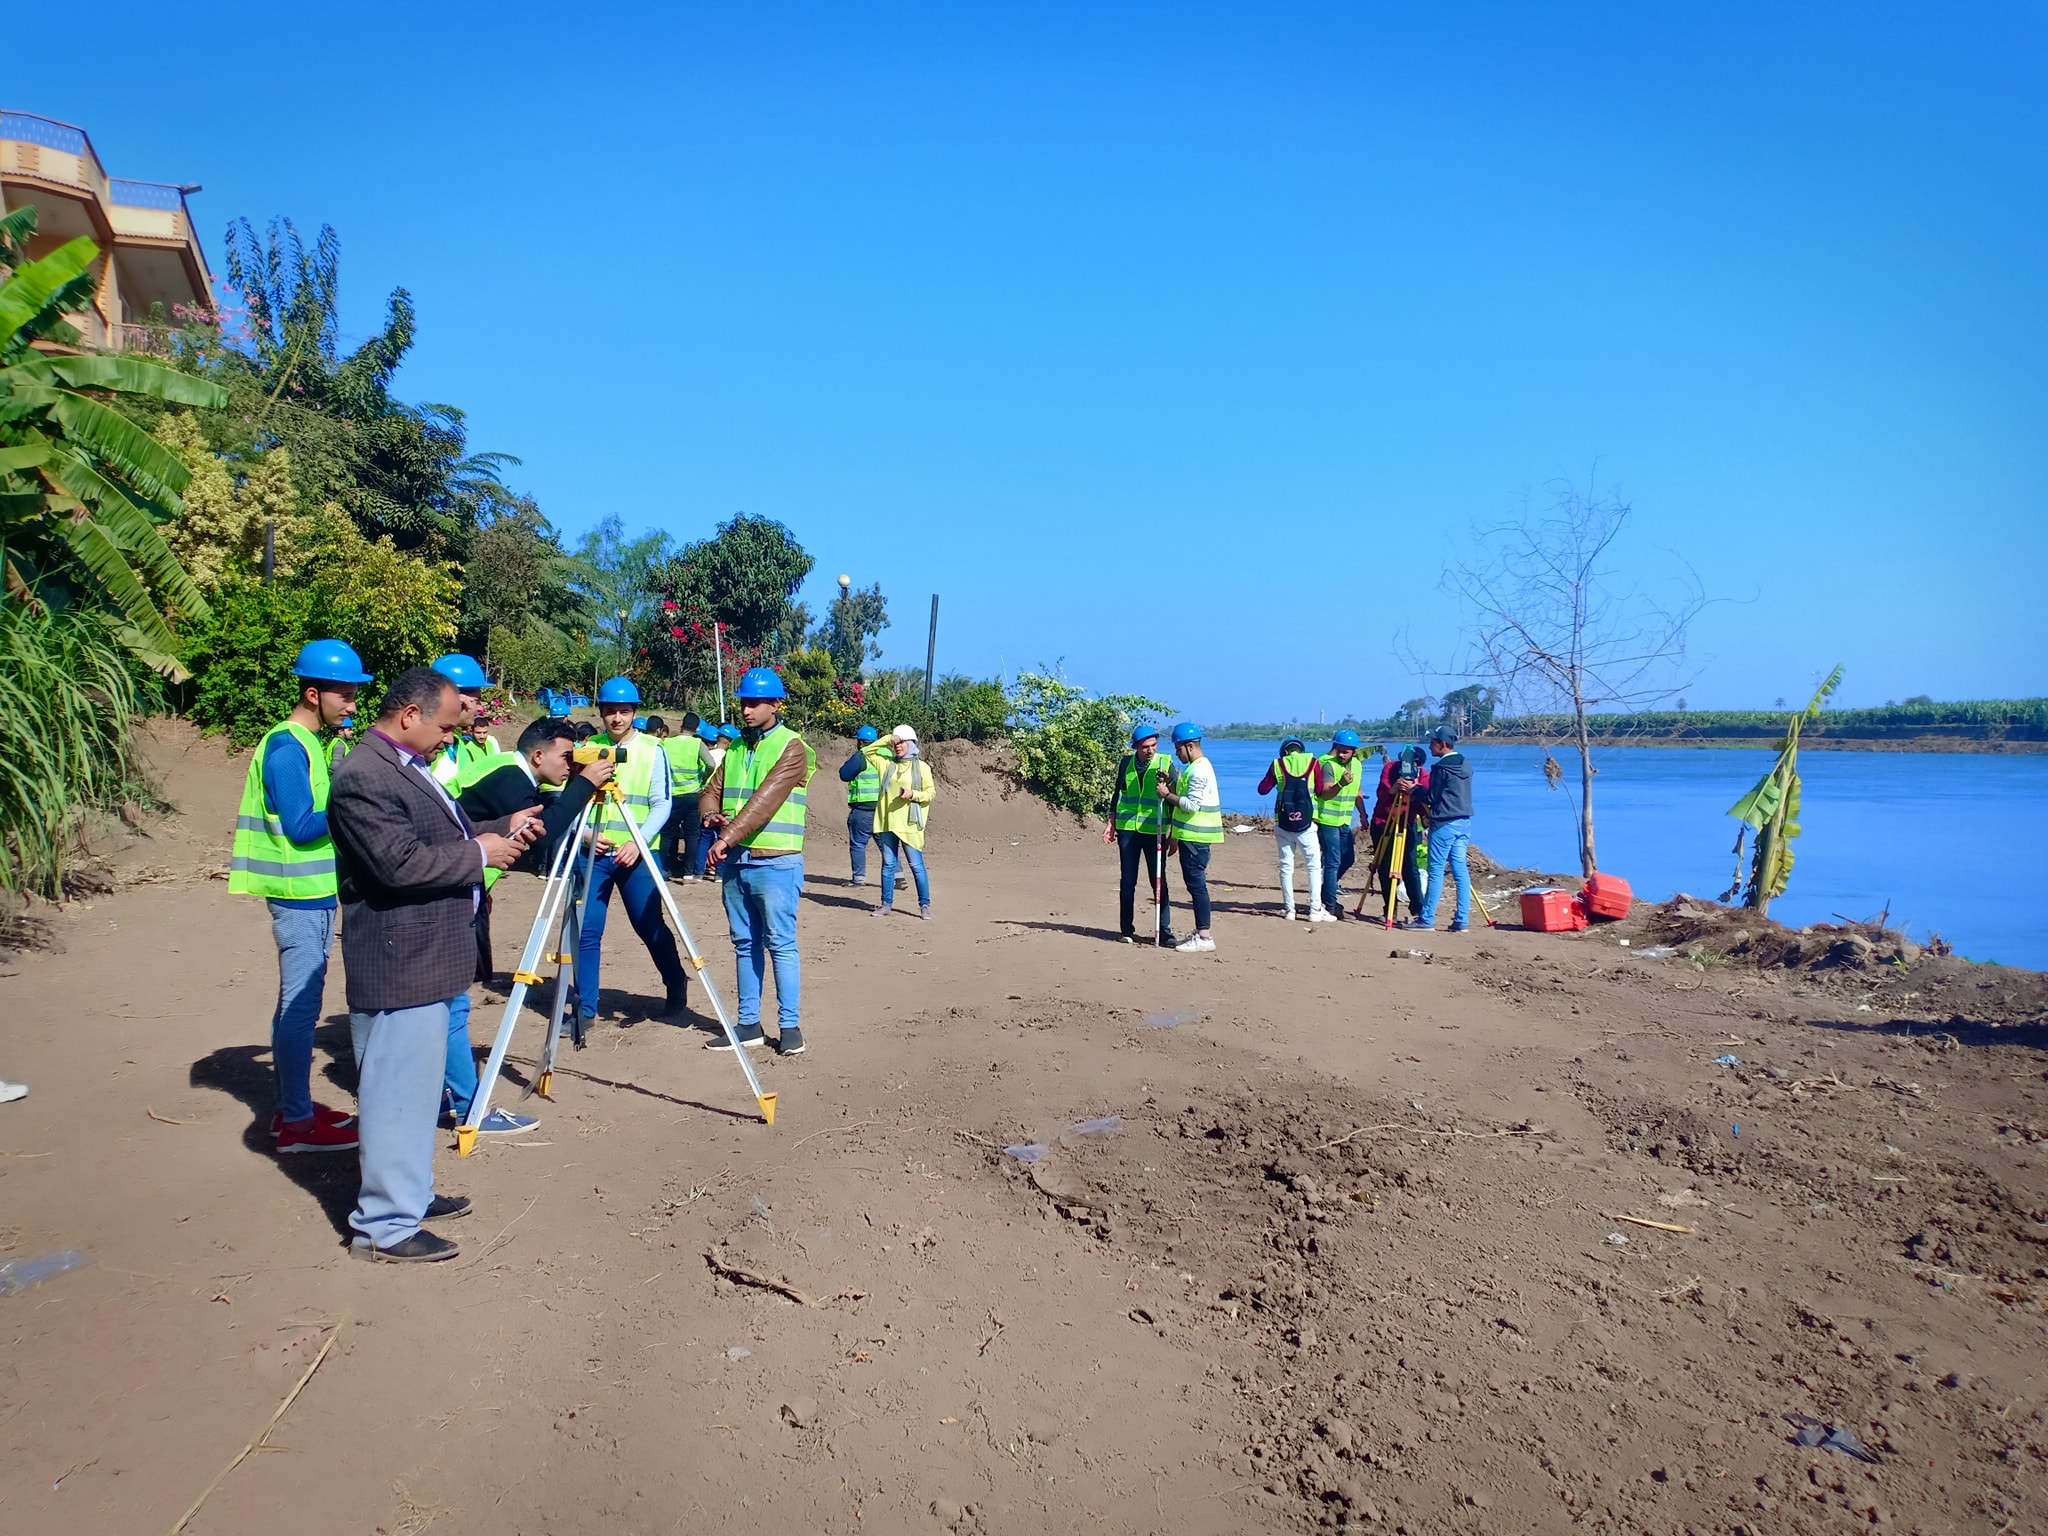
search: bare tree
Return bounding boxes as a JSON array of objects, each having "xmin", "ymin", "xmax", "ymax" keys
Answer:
[{"xmin": 1444, "ymin": 478, "xmax": 1703, "ymax": 875}]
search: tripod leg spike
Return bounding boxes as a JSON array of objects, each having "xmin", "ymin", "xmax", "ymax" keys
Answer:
[
  {"xmin": 759, "ymin": 1093, "xmax": 777, "ymax": 1126},
  {"xmin": 456, "ymin": 1125, "xmax": 478, "ymax": 1157}
]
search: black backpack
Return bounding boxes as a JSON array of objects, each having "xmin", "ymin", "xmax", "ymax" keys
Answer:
[{"xmin": 1274, "ymin": 759, "xmax": 1314, "ymax": 833}]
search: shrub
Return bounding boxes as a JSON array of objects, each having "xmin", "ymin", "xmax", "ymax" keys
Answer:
[
  {"xmin": 179, "ymin": 580, "xmax": 318, "ymax": 746},
  {"xmin": 0, "ymin": 604, "xmax": 153, "ymax": 899},
  {"xmin": 1006, "ymin": 671, "xmax": 1169, "ymax": 816}
]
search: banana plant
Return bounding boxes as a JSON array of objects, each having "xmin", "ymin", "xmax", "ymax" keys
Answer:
[
  {"xmin": 1722, "ymin": 664, "xmax": 1844, "ymax": 914},
  {"xmin": 1, "ymin": 206, "xmax": 227, "ymax": 674}
]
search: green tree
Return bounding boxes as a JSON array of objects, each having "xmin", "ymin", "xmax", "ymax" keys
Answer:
[
  {"xmin": 1, "ymin": 209, "xmax": 225, "ymax": 672},
  {"xmin": 824, "ymin": 580, "xmax": 890, "ymax": 679},
  {"xmin": 654, "ymin": 513, "xmax": 814, "ymax": 651},
  {"xmin": 1007, "ymin": 671, "xmax": 1169, "ymax": 816}
]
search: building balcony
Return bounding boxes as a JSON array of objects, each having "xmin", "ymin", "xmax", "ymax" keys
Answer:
[{"xmin": 0, "ymin": 109, "xmax": 214, "ymax": 351}]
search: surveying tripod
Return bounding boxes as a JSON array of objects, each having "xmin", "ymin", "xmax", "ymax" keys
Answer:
[{"xmin": 456, "ymin": 774, "xmax": 777, "ymax": 1155}]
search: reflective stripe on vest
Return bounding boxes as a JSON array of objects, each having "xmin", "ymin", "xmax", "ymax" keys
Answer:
[
  {"xmin": 666, "ymin": 736, "xmax": 705, "ymax": 795},
  {"xmin": 848, "ymin": 747, "xmax": 882, "ymax": 805},
  {"xmin": 454, "ymin": 748, "xmax": 526, "ymax": 890},
  {"xmin": 1313, "ymin": 754, "xmax": 1363, "ymax": 827},
  {"xmin": 1111, "ymin": 753, "xmax": 1169, "ymax": 833},
  {"xmin": 1171, "ymin": 763, "xmax": 1225, "ymax": 843},
  {"xmin": 722, "ymin": 723, "xmax": 817, "ymax": 852},
  {"xmin": 593, "ymin": 732, "xmax": 661, "ymax": 844},
  {"xmin": 227, "ymin": 721, "xmax": 338, "ymax": 899}
]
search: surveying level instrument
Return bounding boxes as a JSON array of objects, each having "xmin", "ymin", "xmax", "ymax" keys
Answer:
[
  {"xmin": 456, "ymin": 776, "xmax": 777, "ymax": 1155},
  {"xmin": 573, "ymin": 743, "xmax": 627, "ymax": 765}
]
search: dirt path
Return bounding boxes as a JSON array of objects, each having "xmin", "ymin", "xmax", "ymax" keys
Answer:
[{"xmin": 2, "ymin": 724, "xmax": 2043, "ymax": 1535}]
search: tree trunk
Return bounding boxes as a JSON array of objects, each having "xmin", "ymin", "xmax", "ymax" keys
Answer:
[{"xmin": 1574, "ymin": 698, "xmax": 1598, "ymax": 875}]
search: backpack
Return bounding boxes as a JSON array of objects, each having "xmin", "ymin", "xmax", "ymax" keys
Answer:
[{"xmin": 1274, "ymin": 760, "xmax": 1315, "ymax": 833}]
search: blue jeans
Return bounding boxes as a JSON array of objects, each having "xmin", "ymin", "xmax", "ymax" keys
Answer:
[
  {"xmin": 1177, "ymin": 841, "xmax": 1214, "ymax": 932},
  {"xmin": 720, "ymin": 852, "xmax": 803, "ymax": 1030},
  {"xmin": 267, "ymin": 902, "xmax": 335, "ymax": 1123},
  {"xmin": 445, "ymin": 992, "xmax": 479, "ymax": 1120},
  {"xmin": 876, "ymin": 833, "xmax": 929, "ymax": 906},
  {"xmin": 1418, "ymin": 818, "xmax": 1471, "ymax": 928},
  {"xmin": 348, "ymin": 999, "xmax": 450, "ymax": 1249},
  {"xmin": 692, "ymin": 825, "xmax": 716, "ymax": 879},
  {"xmin": 847, "ymin": 802, "xmax": 877, "ymax": 881},
  {"xmin": 574, "ymin": 852, "xmax": 687, "ymax": 1019},
  {"xmin": 1316, "ymin": 824, "xmax": 1355, "ymax": 914}
]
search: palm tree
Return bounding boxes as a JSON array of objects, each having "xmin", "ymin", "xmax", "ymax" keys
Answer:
[{"xmin": 0, "ymin": 207, "xmax": 226, "ymax": 672}]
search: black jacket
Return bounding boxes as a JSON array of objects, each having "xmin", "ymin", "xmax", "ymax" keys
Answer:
[
  {"xmin": 1426, "ymin": 751, "xmax": 1473, "ymax": 820},
  {"xmin": 458, "ymin": 763, "xmax": 597, "ymax": 875}
]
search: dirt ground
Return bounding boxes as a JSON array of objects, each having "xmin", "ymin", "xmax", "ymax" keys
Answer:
[{"xmin": 2, "ymin": 722, "xmax": 2045, "ymax": 1536}]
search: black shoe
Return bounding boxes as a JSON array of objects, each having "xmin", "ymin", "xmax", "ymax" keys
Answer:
[
  {"xmin": 425, "ymin": 1194, "xmax": 473, "ymax": 1221},
  {"xmin": 1159, "ymin": 933, "xmax": 1180, "ymax": 948},
  {"xmin": 666, "ymin": 984, "xmax": 690, "ymax": 1016},
  {"xmin": 1448, "ymin": 923, "xmax": 1469, "ymax": 933},
  {"xmin": 706, "ymin": 1028, "xmax": 767, "ymax": 1051},
  {"xmin": 776, "ymin": 1028, "xmax": 805, "ymax": 1056},
  {"xmin": 1117, "ymin": 933, "xmax": 1137, "ymax": 945},
  {"xmin": 351, "ymin": 1229, "xmax": 459, "ymax": 1263}
]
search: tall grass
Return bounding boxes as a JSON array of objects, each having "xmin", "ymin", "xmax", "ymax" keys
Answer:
[{"xmin": 0, "ymin": 603, "xmax": 150, "ymax": 900}]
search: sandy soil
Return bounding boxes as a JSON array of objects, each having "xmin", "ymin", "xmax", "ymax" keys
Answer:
[{"xmin": 2, "ymin": 722, "xmax": 2044, "ymax": 1536}]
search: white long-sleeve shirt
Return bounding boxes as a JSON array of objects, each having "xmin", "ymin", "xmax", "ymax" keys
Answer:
[{"xmin": 1172, "ymin": 755, "xmax": 1220, "ymax": 815}]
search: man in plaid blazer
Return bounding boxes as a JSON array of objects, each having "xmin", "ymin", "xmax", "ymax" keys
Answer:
[{"xmin": 329, "ymin": 667, "xmax": 539, "ymax": 1262}]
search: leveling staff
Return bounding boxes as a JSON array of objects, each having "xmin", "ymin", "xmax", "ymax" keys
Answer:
[
  {"xmin": 700, "ymin": 667, "xmax": 815, "ymax": 1056},
  {"xmin": 574, "ymin": 677, "xmax": 691, "ymax": 1028}
]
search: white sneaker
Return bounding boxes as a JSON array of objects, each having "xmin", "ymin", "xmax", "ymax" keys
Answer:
[
  {"xmin": 1284, "ymin": 909, "xmax": 1298, "ymax": 922},
  {"xmin": 1175, "ymin": 934, "xmax": 1215, "ymax": 952},
  {"xmin": 0, "ymin": 1080, "xmax": 26, "ymax": 1104},
  {"xmin": 1309, "ymin": 907, "xmax": 1337, "ymax": 924}
]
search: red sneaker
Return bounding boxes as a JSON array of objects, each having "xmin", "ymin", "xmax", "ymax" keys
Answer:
[
  {"xmin": 275, "ymin": 1115, "xmax": 360, "ymax": 1154},
  {"xmin": 270, "ymin": 1103, "xmax": 356, "ymax": 1139}
]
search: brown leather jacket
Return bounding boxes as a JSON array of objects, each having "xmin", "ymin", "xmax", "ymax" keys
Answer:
[{"xmin": 698, "ymin": 725, "xmax": 809, "ymax": 856}]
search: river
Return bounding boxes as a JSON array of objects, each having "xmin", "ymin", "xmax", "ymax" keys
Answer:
[{"xmin": 1198, "ymin": 739, "xmax": 2048, "ymax": 969}]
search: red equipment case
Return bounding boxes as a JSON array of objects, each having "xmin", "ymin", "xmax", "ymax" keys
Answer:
[
  {"xmin": 1520, "ymin": 889, "xmax": 1587, "ymax": 932},
  {"xmin": 1582, "ymin": 873, "xmax": 1633, "ymax": 920}
]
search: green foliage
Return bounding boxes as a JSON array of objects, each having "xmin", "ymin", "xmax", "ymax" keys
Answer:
[
  {"xmin": 0, "ymin": 603, "xmax": 153, "ymax": 899},
  {"xmin": 1484, "ymin": 697, "xmax": 2048, "ymax": 741},
  {"xmin": 1725, "ymin": 666, "xmax": 1843, "ymax": 913},
  {"xmin": 180, "ymin": 504, "xmax": 461, "ymax": 744},
  {"xmin": 1006, "ymin": 671, "xmax": 1169, "ymax": 816},
  {"xmin": 823, "ymin": 581, "xmax": 889, "ymax": 678},
  {"xmin": 1, "ymin": 208, "xmax": 226, "ymax": 670},
  {"xmin": 461, "ymin": 499, "xmax": 588, "ymax": 652},
  {"xmin": 488, "ymin": 623, "xmax": 585, "ymax": 695},
  {"xmin": 653, "ymin": 514, "xmax": 814, "ymax": 652}
]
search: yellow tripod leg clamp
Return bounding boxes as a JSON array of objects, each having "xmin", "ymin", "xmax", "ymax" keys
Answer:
[
  {"xmin": 455, "ymin": 1125, "xmax": 478, "ymax": 1157},
  {"xmin": 511, "ymin": 971, "xmax": 543, "ymax": 986},
  {"xmin": 536, "ymin": 1069, "xmax": 553, "ymax": 1098}
]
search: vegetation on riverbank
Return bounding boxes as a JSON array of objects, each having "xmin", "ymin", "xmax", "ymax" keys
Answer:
[{"xmin": 1211, "ymin": 697, "xmax": 2048, "ymax": 751}]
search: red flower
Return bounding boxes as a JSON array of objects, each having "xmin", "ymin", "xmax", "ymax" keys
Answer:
[
  {"xmin": 671, "ymin": 626, "xmax": 685, "ymax": 639},
  {"xmin": 661, "ymin": 600, "xmax": 677, "ymax": 611}
]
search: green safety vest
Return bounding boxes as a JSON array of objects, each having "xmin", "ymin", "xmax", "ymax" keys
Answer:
[
  {"xmin": 1111, "ymin": 752, "xmax": 1170, "ymax": 833},
  {"xmin": 722, "ymin": 722, "xmax": 817, "ymax": 853},
  {"xmin": 1313, "ymin": 754, "xmax": 1363, "ymax": 827},
  {"xmin": 430, "ymin": 736, "xmax": 492, "ymax": 788},
  {"xmin": 1171, "ymin": 761, "xmax": 1225, "ymax": 844},
  {"xmin": 592, "ymin": 731, "xmax": 661, "ymax": 847},
  {"xmin": 847, "ymin": 745, "xmax": 882, "ymax": 805},
  {"xmin": 228, "ymin": 721, "xmax": 338, "ymax": 900},
  {"xmin": 455, "ymin": 749, "xmax": 525, "ymax": 891},
  {"xmin": 665, "ymin": 735, "xmax": 706, "ymax": 796}
]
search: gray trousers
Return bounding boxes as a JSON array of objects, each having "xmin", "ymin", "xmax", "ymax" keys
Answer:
[{"xmin": 349, "ymin": 1000, "xmax": 451, "ymax": 1249}]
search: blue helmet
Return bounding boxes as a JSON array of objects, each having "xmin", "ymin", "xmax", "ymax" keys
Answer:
[
  {"xmin": 719, "ymin": 723, "xmax": 741, "ymax": 740},
  {"xmin": 856, "ymin": 725, "xmax": 880, "ymax": 743},
  {"xmin": 1170, "ymin": 722, "xmax": 1203, "ymax": 744},
  {"xmin": 1332, "ymin": 728, "xmax": 1362, "ymax": 749},
  {"xmin": 696, "ymin": 720, "xmax": 720, "ymax": 743},
  {"xmin": 431, "ymin": 653, "xmax": 486, "ymax": 691},
  {"xmin": 291, "ymin": 639, "xmax": 372, "ymax": 685},
  {"xmin": 735, "ymin": 666, "xmax": 785, "ymax": 701},
  {"xmin": 597, "ymin": 676, "xmax": 641, "ymax": 705},
  {"xmin": 1130, "ymin": 723, "xmax": 1161, "ymax": 746},
  {"xmin": 633, "ymin": 716, "xmax": 648, "ymax": 731}
]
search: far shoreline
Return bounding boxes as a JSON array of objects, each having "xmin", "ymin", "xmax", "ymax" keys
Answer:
[{"xmin": 1206, "ymin": 733, "xmax": 2047, "ymax": 755}]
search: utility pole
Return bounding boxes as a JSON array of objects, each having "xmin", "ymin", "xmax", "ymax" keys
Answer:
[
  {"xmin": 923, "ymin": 594, "xmax": 939, "ymax": 704},
  {"xmin": 713, "ymin": 622, "xmax": 727, "ymax": 724},
  {"xmin": 262, "ymin": 521, "xmax": 276, "ymax": 585}
]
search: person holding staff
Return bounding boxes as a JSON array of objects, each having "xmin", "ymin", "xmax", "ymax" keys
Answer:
[
  {"xmin": 700, "ymin": 668, "xmax": 816, "ymax": 1056},
  {"xmin": 1154, "ymin": 722, "xmax": 1223, "ymax": 952},
  {"xmin": 326, "ymin": 667, "xmax": 541, "ymax": 1262},
  {"xmin": 1102, "ymin": 723, "xmax": 1175, "ymax": 946}
]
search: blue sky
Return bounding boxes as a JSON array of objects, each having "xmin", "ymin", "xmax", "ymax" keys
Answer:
[{"xmin": 24, "ymin": 2, "xmax": 2044, "ymax": 720}]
